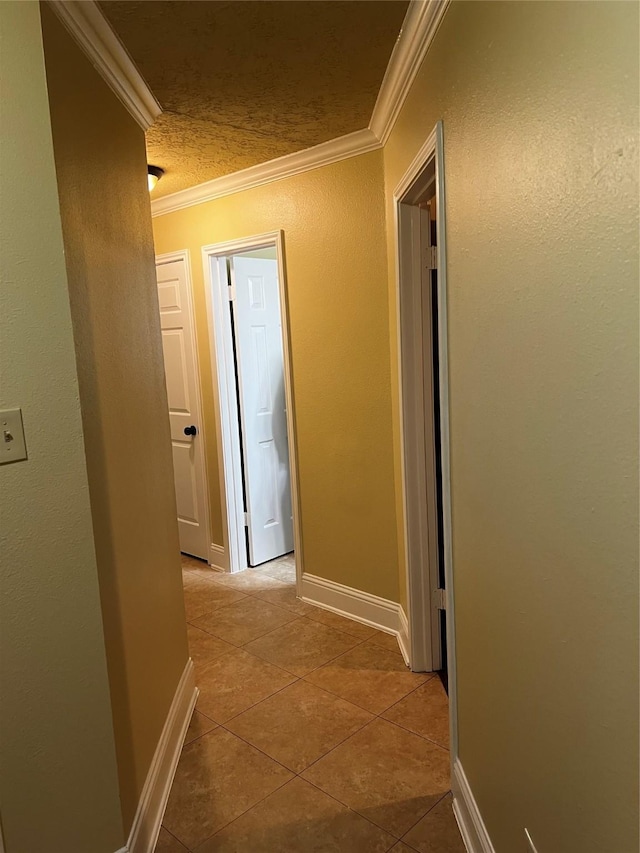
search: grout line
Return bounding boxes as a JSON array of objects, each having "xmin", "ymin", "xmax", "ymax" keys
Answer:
[
  {"xmin": 235, "ymin": 621, "xmax": 369, "ymax": 679},
  {"xmin": 301, "ymin": 773, "xmax": 403, "ymax": 840},
  {"xmin": 189, "ymin": 607, "xmax": 304, "ymax": 646},
  {"xmin": 300, "ymin": 775, "xmax": 404, "ymax": 843},
  {"xmin": 179, "ymin": 561, "xmax": 452, "ymax": 851},
  {"xmin": 293, "ymin": 711, "xmax": 375, "ymax": 776},
  {"xmin": 190, "ymin": 766, "xmax": 295, "ymax": 850},
  {"xmin": 220, "ymin": 673, "xmax": 303, "ymax": 726},
  {"xmin": 379, "ymin": 714, "xmax": 450, "ymax": 752},
  {"xmin": 399, "ymin": 790, "xmax": 452, "ymax": 843},
  {"xmin": 218, "ymin": 717, "xmax": 300, "ymax": 774},
  {"xmin": 157, "ymin": 824, "xmax": 189, "ymax": 852}
]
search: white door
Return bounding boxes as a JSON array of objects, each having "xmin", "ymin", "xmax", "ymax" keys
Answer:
[
  {"xmin": 231, "ymin": 255, "xmax": 294, "ymax": 565},
  {"xmin": 156, "ymin": 256, "xmax": 209, "ymax": 560}
]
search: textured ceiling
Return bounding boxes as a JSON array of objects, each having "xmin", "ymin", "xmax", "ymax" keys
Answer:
[{"xmin": 100, "ymin": 1, "xmax": 409, "ymax": 197}]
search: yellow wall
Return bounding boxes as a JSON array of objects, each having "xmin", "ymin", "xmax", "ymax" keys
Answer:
[
  {"xmin": 384, "ymin": 2, "xmax": 639, "ymax": 851},
  {"xmin": 154, "ymin": 2, "xmax": 638, "ymax": 850},
  {"xmin": 153, "ymin": 151, "xmax": 400, "ymax": 600},
  {"xmin": 41, "ymin": 6, "xmax": 189, "ymax": 834},
  {"xmin": 0, "ymin": 3, "xmax": 124, "ymax": 850}
]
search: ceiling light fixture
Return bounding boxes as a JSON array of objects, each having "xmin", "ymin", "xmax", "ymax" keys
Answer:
[{"xmin": 147, "ymin": 165, "xmax": 164, "ymax": 191}]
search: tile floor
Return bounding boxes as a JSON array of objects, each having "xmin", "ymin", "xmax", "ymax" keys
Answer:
[{"xmin": 156, "ymin": 553, "xmax": 465, "ymax": 853}]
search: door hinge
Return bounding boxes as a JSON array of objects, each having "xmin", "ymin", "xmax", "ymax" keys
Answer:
[
  {"xmin": 425, "ymin": 246, "xmax": 438, "ymax": 271},
  {"xmin": 227, "ymin": 284, "xmax": 236, "ymax": 301},
  {"xmin": 243, "ymin": 512, "xmax": 249, "ymax": 527},
  {"xmin": 435, "ymin": 587, "xmax": 447, "ymax": 610}
]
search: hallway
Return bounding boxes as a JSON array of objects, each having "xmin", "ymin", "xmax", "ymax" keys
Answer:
[{"xmin": 156, "ymin": 555, "xmax": 464, "ymax": 852}]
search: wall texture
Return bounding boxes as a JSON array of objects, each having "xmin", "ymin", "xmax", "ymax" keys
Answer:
[
  {"xmin": 153, "ymin": 151, "xmax": 400, "ymax": 601},
  {"xmin": 384, "ymin": 2, "xmax": 639, "ymax": 852},
  {"xmin": 0, "ymin": 3, "xmax": 124, "ymax": 851},
  {"xmin": 41, "ymin": 6, "xmax": 189, "ymax": 834},
  {"xmin": 152, "ymin": 4, "xmax": 638, "ymax": 848}
]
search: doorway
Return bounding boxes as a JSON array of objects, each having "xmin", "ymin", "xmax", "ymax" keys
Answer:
[
  {"xmin": 394, "ymin": 122, "xmax": 457, "ymax": 750},
  {"xmin": 203, "ymin": 232, "xmax": 302, "ymax": 588}
]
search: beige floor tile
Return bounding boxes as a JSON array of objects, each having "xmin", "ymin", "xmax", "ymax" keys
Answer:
[
  {"xmin": 183, "ymin": 574, "xmax": 247, "ymax": 621},
  {"xmin": 155, "ymin": 827, "xmax": 188, "ymax": 853},
  {"xmin": 183, "ymin": 559, "xmax": 225, "ymax": 582},
  {"xmin": 187, "ymin": 625, "xmax": 234, "ymax": 671},
  {"xmin": 181, "ymin": 554, "xmax": 209, "ymax": 571},
  {"xmin": 302, "ymin": 718, "xmax": 450, "ymax": 838},
  {"xmin": 226, "ymin": 680, "xmax": 373, "ymax": 772},
  {"xmin": 382, "ymin": 678, "xmax": 448, "ymax": 748},
  {"xmin": 184, "ymin": 710, "xmax": 218, "ymax": 745},
  {"xmin": 402, "ymin": 794, "xmax": 465, "ymax": 853},
  {"xmin": 254, "ymin": 555, "xmax": 296, "ymax": 582},
  {"xmin": 209, "ymin": 568, "xmax": 288, "ymax": 593},
  {"xmin": 245, "ymin": 618, "xmax": 361, "ymax": 677},
  {"xmin": 163, "ymin": 728, "xmax": 293, "ymax": 850},
  {"xmin": 253, "ymin": 584, "xmax": 315, "ymax": 616},
  {"xmin": 196, "ymin": 647, "xmax": 296, "ymax": 723},
  {"xmin": 365, "ymin": 630, "xmax": 404, "ymax": 656},
  {"xmin": 257, "ymin": 564, "xmax": 296, "ymax": 583},
  {"xmin": 305, "ymin": 607, "xmax": 378, "ymax": 639},
  {"xmin": 194, "ymin": 776, "xmax": 395, "ymax": 853},
  {"xmin": 305, "ymin": 642, "xmax": 428, "ymax": 714},
  {"xmin": 270, "ymin": 552, "xmax": 295, "ymax": 569},
  {"xmin": 192, "ymin": 597, "xmax": 300, "ymax": 646}
]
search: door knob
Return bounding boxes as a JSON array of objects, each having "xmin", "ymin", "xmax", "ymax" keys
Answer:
[{"xmin": 184, "ymin": 425, "xmax": 197, "ymax": 436}]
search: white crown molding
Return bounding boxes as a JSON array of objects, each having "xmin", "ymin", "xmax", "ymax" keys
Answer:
[
  {"xmin": 151, "ymin": 128, "xmax": 380, "ymax": 217},
  {"xmin": 370, "ymin": 0, "xmax": 451, "ymax": 145},
  {"xmin": 150, "ymin": 0, "xmax": 451, "ymax": 218},
  {"xmin": 47, "ymin": 0, "xmax": 161, "ymax": 130}
]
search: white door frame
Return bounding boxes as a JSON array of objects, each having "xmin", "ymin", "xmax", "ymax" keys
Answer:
[
  {"xmin": 394, "ymin": 122, "xmax": 458, "ymax": 755},
  {"xmin": 202, "ymin": 231, "xmax": 303, "ymax": 588},
  {"xmin": 155, "ymin": 249, "xmax": 212, "ymax": 563}
]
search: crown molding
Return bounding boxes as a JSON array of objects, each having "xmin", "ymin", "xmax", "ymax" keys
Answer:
[
  {"xmin": 151, "ymin": 128, "xmax": 380, "ymax": 217},
  {"xmin": 370, "ymin": 0, "xmax": 450, "ymax": 145},
  {"xmin": 150, "ymin": 0, "xmax": 451, "ymax": 218},
  {"xmin": 47, "ymin": 0, "xmax": 161, "ymax": 130}
]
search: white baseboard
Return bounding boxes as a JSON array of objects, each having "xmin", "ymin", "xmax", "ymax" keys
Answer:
[
  {"xmin": 452, "ymin": 759, "xmax": 495, "ymax": 853},
  {"xmin": 124, "ymin": 659, "xmax": 198, "ymax": 853},
  {"xmin": 397, "ymin": 606, "xmax": 410, "ymax": 666},
  {"xmin": 208, "ymin": 542, "xmax": 227, "ymax": 572},
  {"xmin": 300, "ymin": 573, "xmax": 407, "ymax": 662}
]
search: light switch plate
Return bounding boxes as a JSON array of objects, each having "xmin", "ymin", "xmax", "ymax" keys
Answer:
[{"xmin": 1, "ymin": 408, "xmax": 28, "ymax": 465}]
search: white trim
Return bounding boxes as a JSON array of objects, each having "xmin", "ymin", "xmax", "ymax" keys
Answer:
[
  {"xmin": 151, "ymin": 129, "xmax": 380, "ymax": 217},
  {"xmin": 155, "ymin": 250, "xmax": 212, "ymax": 563},
  {"xmin": 397, "ymin": 606, "xmax": 410, "ymax": 666},
  {"xmin": 125, "ymin": 659, "xmax": 197, "ymax": 853},
  {"xmin": 47, "ymin": 1, "xmax": 161, "ymax": 131},
  {"xmin": 148, "ymin": 1, "xmax": 451, "ymax": 218},
  {"xmin": 452, "ymin": 760, "xmax": 496, "ymax": 853},
  {"xmin": 394, "ymin": 122, "xmax": 458, "ymax": 759},
  {"xmin": 205, "ymin": 252, "xmax": 247, "ymax": 575},
  {"xmin": 208, "ymin": 543, "xmax": 227, "ymax": 572},
  {"xmin": 300, "ymin": 573, "xmax": 407, "ymax": 663},
  {"xmin": 201, "ymin": 233, "xmax": 304, "ymax": 591},
  {"xmin": 370, "ymin": 0, "xmax": 451, "ymax": 145}
]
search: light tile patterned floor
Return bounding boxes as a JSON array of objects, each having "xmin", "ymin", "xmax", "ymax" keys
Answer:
[{"xmin": 156, "ymin": 554, "xmax": 465, "ymax": 853}]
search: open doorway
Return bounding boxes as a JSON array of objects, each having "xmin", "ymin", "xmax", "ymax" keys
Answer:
[
  {"xmin": 395, "ymin": 122, "xmax": 457, "ymax": 749},
  {"xmin": 203, "ymin": 232, "xmax": 302, "ymax": 589}
]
